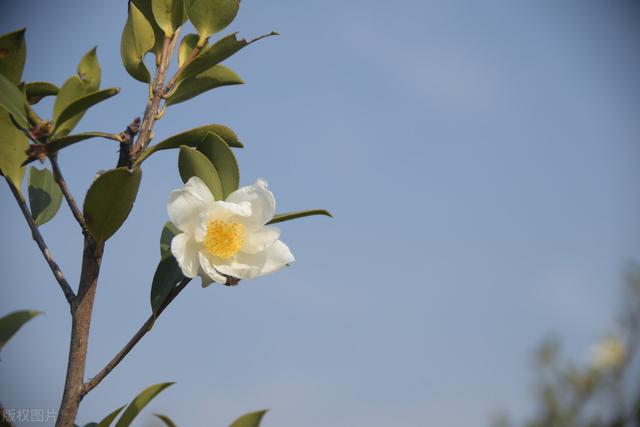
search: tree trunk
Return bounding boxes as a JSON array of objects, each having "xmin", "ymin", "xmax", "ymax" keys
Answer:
[{"xmin": 55, "ymin": 238, "xmax": 103, "ymax": 427}]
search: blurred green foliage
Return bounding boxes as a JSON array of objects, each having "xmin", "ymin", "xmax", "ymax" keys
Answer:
[{"xmin": 492, "ymin": 265, "xmax": 640, "ymax": 427}]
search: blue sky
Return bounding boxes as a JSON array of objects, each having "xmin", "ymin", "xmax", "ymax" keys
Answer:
[{"xmin": 1, "ymin": 0, "xmax": 640, "ymax": 426}]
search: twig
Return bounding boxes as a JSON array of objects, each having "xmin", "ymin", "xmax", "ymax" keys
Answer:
[
  {"xmin": 82, "ymin": 278, "xmax": 191, "ymax": 395},
  {"xmin": 131, "ymin": 30, "xmax": 180, "ymax": 159},
  {"xmin": 163, "ymin": 43, "xmax": 203, "ymax": 95},
  {"xmin": 4, "ymin": 176, "xmax": 76, "ymax": 305},
  {"xmin": 49, "ymin": 154, "xmax": 90, "ymax": 237}
]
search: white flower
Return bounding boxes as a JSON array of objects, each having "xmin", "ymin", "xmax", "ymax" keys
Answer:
[
  {"xmin": 590, "ymin": 336, "xmax": 626, "ymax": 371},
  {"xmin": 167, "ymin": 176, "xmax": 294, "ymax": 285}
]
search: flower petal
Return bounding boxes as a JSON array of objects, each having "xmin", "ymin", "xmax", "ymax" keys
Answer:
[
  {"xmin": 167, "ymin": 176, "xmax": 215, "ymax": 234},
  {"xmin": 260, "ymin": 240, "xmax": 295, "ymax": 275},
  {"xmin": 215, "ymin": 251, "xmax": 265, "ymax": 280},
  {"xmin": 171, "ymin": 233, "xmax": 200, "ymax": 278},
  {"xmin": 226, "ymin": 178, "xmax": 275, "ymax": 228},
  {"xmin": 198, "ymin": 250, "xmax": 228, "ymax": 284},
  {"xmin": 215, "ymin": 240, "xmax": 294, "ymax": 279},
  {"xmin": 241, "ymin": 226, "xmax": 281, "ymax": 254}
]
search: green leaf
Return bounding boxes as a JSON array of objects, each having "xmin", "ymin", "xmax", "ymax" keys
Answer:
[
  {"xmin": 132, "ymin": 0, "xmax": 166, "ymax": 59},
  {"xmin": 0, "ymin": 28, "xmax": 26, "ymax": 83},
  {"xmin": 121, "ymin": 1, "xmax": 155, "ymax": 83},
  {"xmin": 114, "ymin": 382, "xmax": 174, "ymax": 427},
  {"xmin": 154, "ymin": 414, "xmax": 178, "ymax": 427},
  {"xmin": 185, "ymin": 0, "xmax": 240, "ymax": 41},
  {"xmin": 0, "ymin": 73, "xmax": 28, "ymax": 129},
  {"xmin": 136, "ymin": 123, "xmax": 242, "ymax": 164},
  {"xmin": 53, "ymin": 47, "xmax": 101, "ymax": 136},
  {"xmin": 150, "ymin": 254, "xmax": 184, "ymax": 317},
  {"xmin": 166, "ymin": 64, "xmax": 242, "ymax": 106},
  {"xmin": 46, "ymin": 131, "xmax": 122, "ymax": 154},
  {"xmin": 54, "ymin": 87, "xmax": 120, "ymax": 135},
  {"xmin": 152, "ymin": 0, "xmax": 186, "ymax": 37},
  {"xmin": 267, "ymin": 209, "xmax": 333, "ymax": 225},
  {"xmin": 0, "ymin": 310, "xmax": 42, "ymax": 351},
  {"xmin": 178, "ymin": 33, "xmax": 201, "ymax": 67},
  {"xmin": 196, "ymin": 131, "xmax": 239, "ymax": 198},
  {"xmin": 160, "ymin": 221, "xmax": 180, "ymax": 257},
  {"xmin": 28, "ymin": 167, "xmax": 63, "ymax": 226},
  {"xmin": 178, "ymin": 145, "xmax": 223, "ymax": 200},
  {"xmin": 25, "ymin": 81, "xmax": 59, "ymax": 105},
  {"xmin": 83, "ymin": 168, "xmax": 143, "ymax": 243},
  {"xmin": 96, "ymin": 406, "xmax": 126, "ymax": 427},
  {"xmin": 0, "ymin": 110, "xmax": 28, "ymax": 190},
  {"xmin": 229, "ymin": 410, "xmax": 268, "ymax": 427},
  {"xmin": 84, "ymin": 424, "xmax": 98, "ymax": 427},
  {"xmin": 179, "ymin": 31, "xmax": 276, "ymax": 84},
  {"xmin": 77, "ymin": 45, "xmax": 101, "ymax": 85}
]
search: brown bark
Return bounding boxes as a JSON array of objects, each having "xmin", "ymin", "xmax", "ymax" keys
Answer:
[{"xmin": 55, "ymin": 238, "xmax": 103, "ymax": 427}]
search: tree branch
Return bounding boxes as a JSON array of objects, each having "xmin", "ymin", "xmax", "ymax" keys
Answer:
[
  {"xmin": 49, "ymin": 155, "xmax": 90, "ymax": 238},
  {"xmin": 56, "ymin": 237, "xmax": 104, "ymax": 427},
  {"xmin": 131, "ymin": 30, "xmax": 180, "ymax": 160},
  {"xmin": 4, "ymin": 176, "xmax": 76, "ymax": 305},
  {"xmin": 163, "ymin": 43, "xmax": 203, "ymax": 96},
  {"xmin": 82, "ymin": 278, "xmax": 191, "ymax": 395}
]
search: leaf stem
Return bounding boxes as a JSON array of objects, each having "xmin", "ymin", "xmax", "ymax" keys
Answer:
[
  {"xmin": 4, "ymin": 176, "xmax": 76, "ymax": 305},
  {"xmin": 82, "ymin": 278, "xmax": 191, "ymax": 395}
]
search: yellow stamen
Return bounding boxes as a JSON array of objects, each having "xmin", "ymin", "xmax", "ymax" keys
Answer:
[{"xmin": 203, "ymin": 220, "xmax": 246, "ymax": 259}]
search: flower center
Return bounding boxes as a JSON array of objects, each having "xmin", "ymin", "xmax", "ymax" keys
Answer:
[{"xmin": 203, "ymin": 220, "xmax": 246, "ymax": 259}]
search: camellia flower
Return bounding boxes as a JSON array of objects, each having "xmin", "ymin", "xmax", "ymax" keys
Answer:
[{"xmin": 168, "ymin": 176, "xmax": 294, "ymax": 285}]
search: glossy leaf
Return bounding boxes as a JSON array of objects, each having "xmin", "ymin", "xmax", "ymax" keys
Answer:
[
  {"xmin": 229, "ymin": 410, "xmax": 268, "ymax": 427},
  {"xmin": 0, "ymin": 110, "xmax": 28, "ymax": 190},
  {"xmin": 152, "ymin": 0, "xmax": 186, "ymax": 37},
  {"xmin": 0, "ymin": 310, "xmax": 42, "ymax": 351},
  {"xmin": 83, "ymin": 424, "xmax": 98, "ymax": 427},
  {"xmin": 160, "ymin": 221, "xmax": 180, "ymax": 257},
  {"xmin": 185, "ymin": 0, "xmax": 239, "ymax": 41},
  {"xmin": 268, "ymin": 209, "xmax": 333, "ymax": 225},
  {"xmin": 179, "ymin": 31, "xmax": 276, "ymax": 84},
  {"xmin": 196, "ymin": 131, "xmax": 239, "ymax": 198},
  {"xmin": 178, "ymin": 145, "xmax": 223, "ymax": 200},
  {"xmin": 83, "ymin": 168, "xmax": 142, "ymax": 243},
  {"xmin": 150, "ymin": 254, "xmax": 184, "ymax": 317},
  {"xmin": 28, "ymin": 167, "xmax": 63, "ymax": 226},
  {"xmin": 166, "ymin": 64, "xmax": 243, "ymax": 106},
  {"xmin": 24, "ymin": 81, "xmax": 59, "ymax": 104},
  {"xmin": 132, "ymin": 0, "xmax": 166, "ymax": 59},
  {"xmin": 45, "ymin": 131, "xmax": 122, "ymax": 154},
  {"xmin": 0, "ymin": 28, "xmax": 26, "ymax": 83},
  {"xmin": 53, "ymin": 47, "xmax": 101, "ymax": 136},
  {"xmin": 54, "ymin": 87, "xmax": 120, "ymax": 134},
  {"xmin": 178, "ymin": 33, "xmax": 201, "ymax": 67},
  {"xmin": 96, "ymin": 406, "xmax": 125, "ymax": 427},
  {"xmin": 136, "ymin": 124, "xmax": 242, "ymax": 164},
  {"xmin": 121, "ymin": 1, "xmax": 155, "ymax": 83},
  {"xmin": 154, "ymin": 414, "xmax": 178, "ymax": 427},
  {"xmin": 114, "ymin": 382, "xmax": 174, "ymax": 427},
  {"xmin": 0, "ymin": 73, "xmax": 28, "ymax": 128},
  {"xmin": 77, "ymin": 45, "xmax": 101, "ymax": 84}
]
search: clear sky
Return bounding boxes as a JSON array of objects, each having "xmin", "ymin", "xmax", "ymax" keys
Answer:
[{"xmin": 1, "ymin": 1, "xmax": 640, "ymax": 426}]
